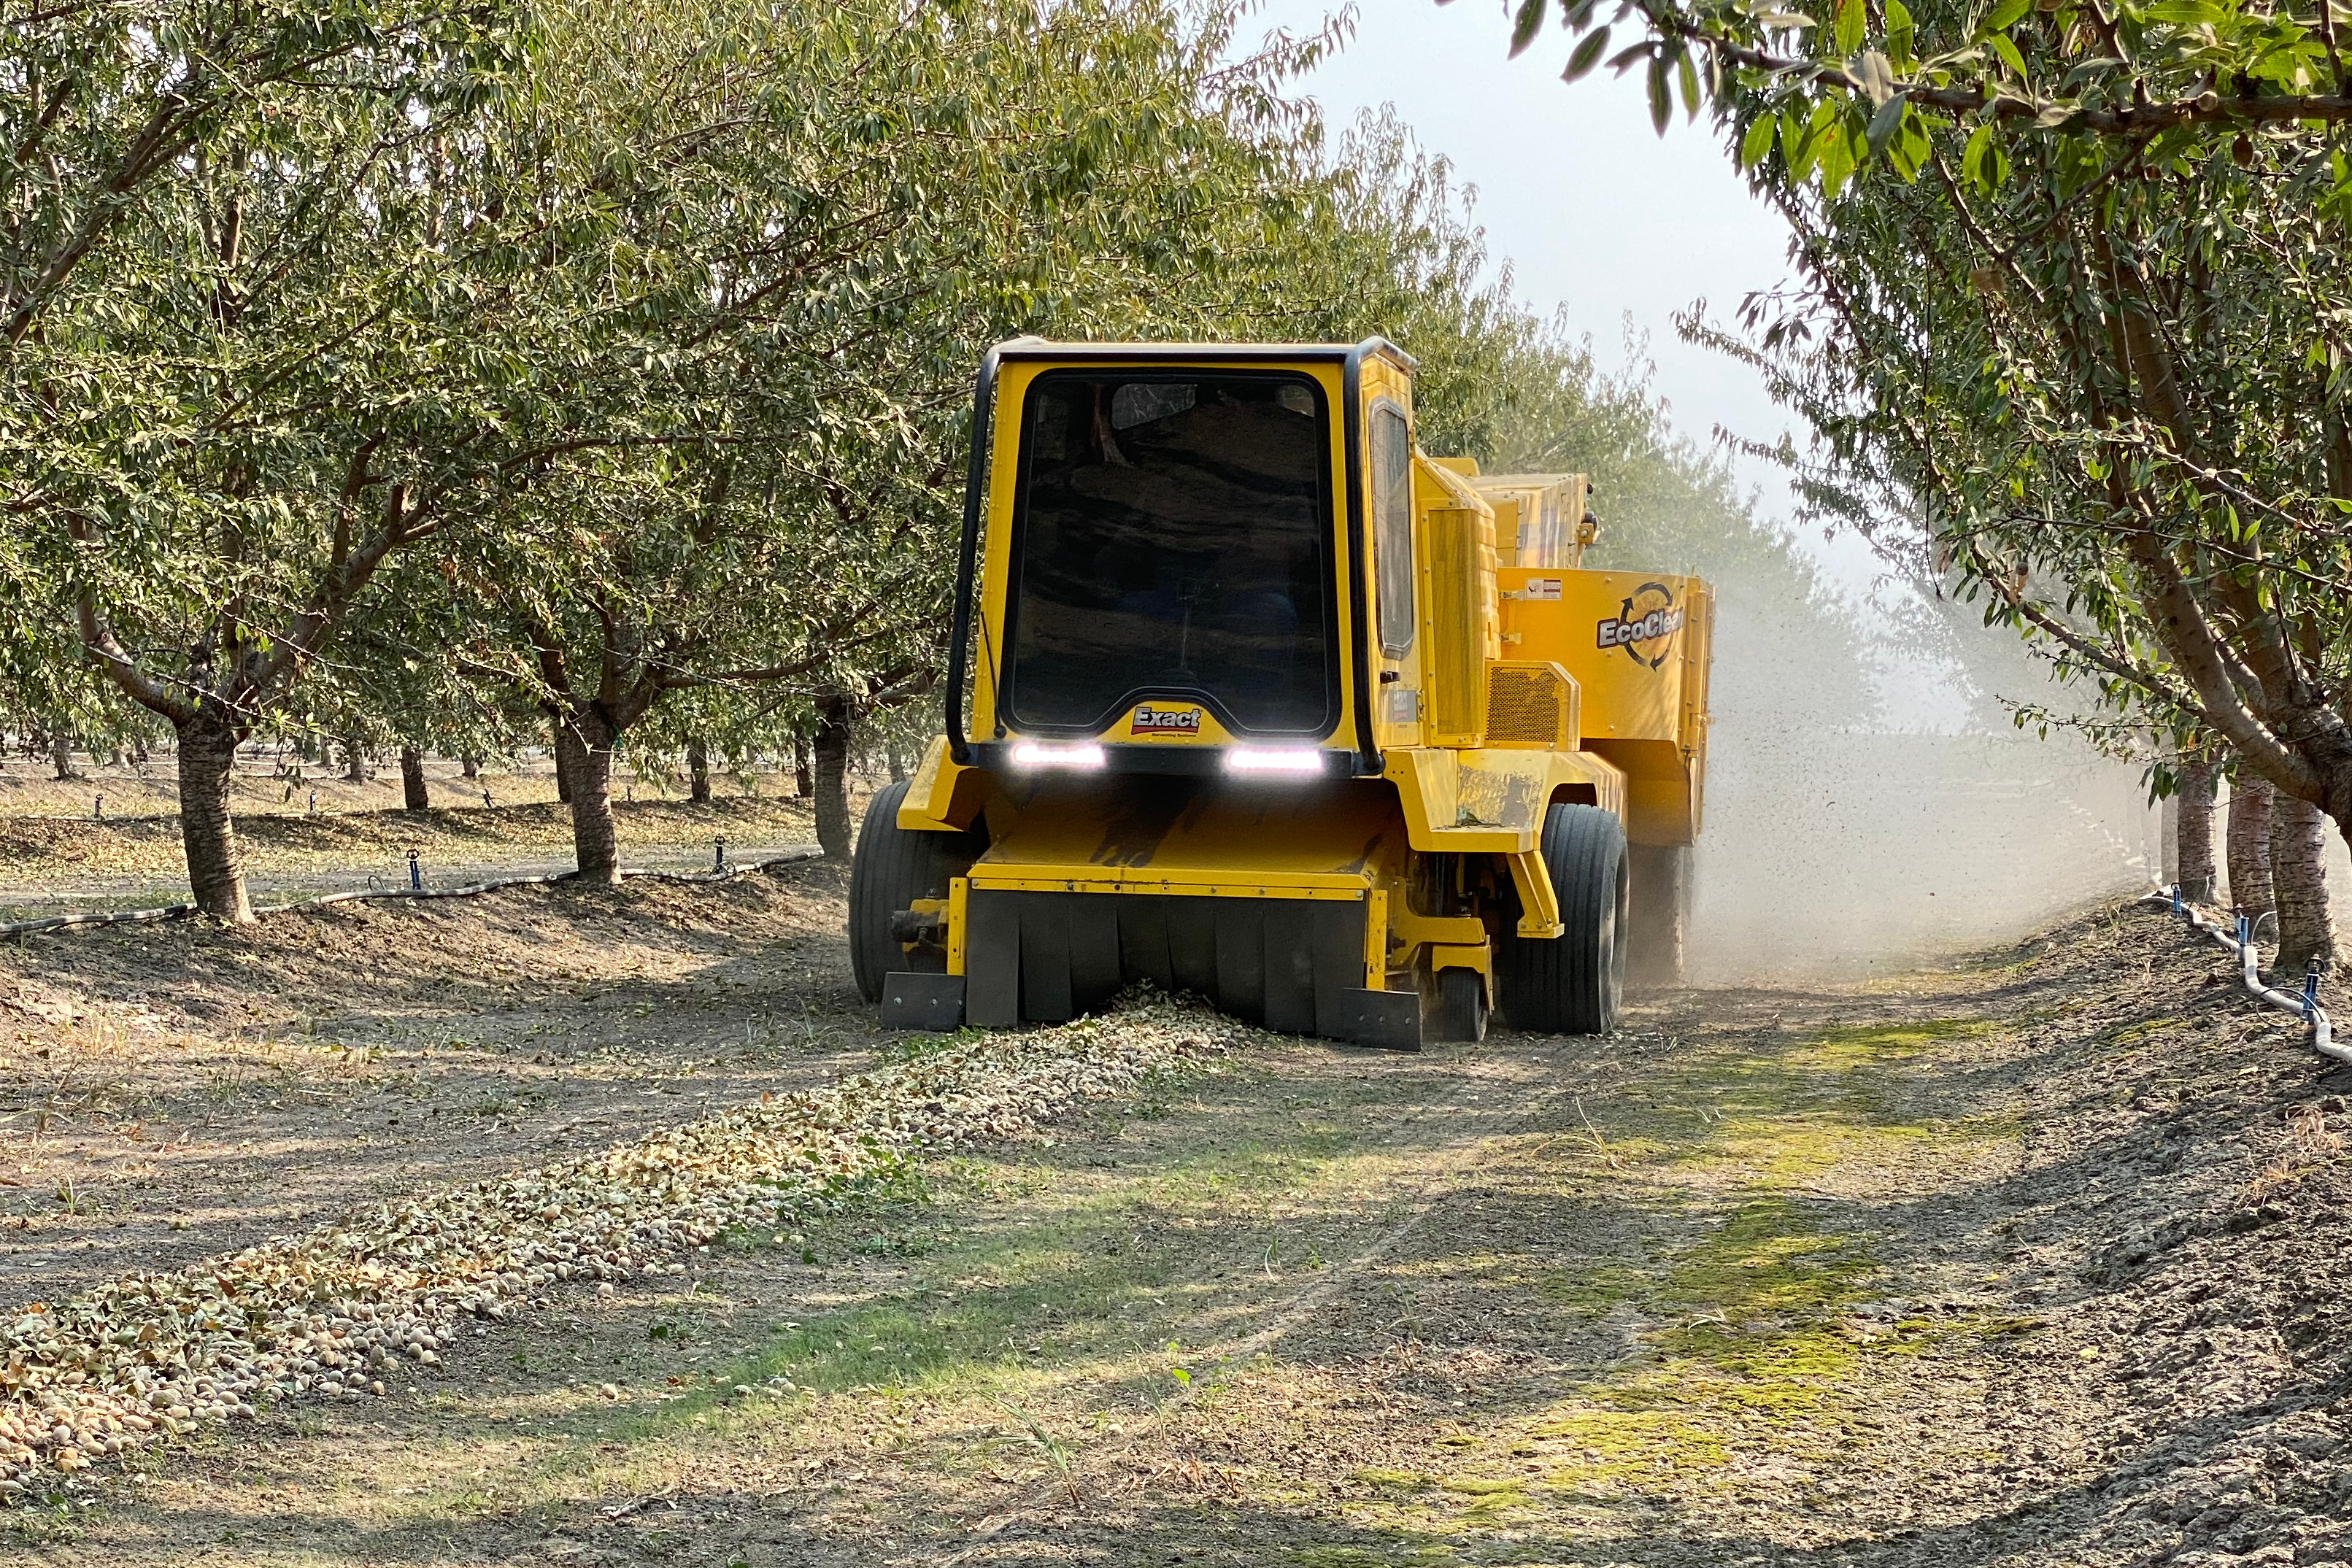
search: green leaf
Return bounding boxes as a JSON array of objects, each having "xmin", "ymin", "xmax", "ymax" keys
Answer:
[
  {"xmin": 1894, "ymin": 109, "xmax": 1933, "ymax": 179},
  {"xmin": 1561, "ymin": 26, "xmax": 1612, "ymax": 83},
  {"xmin": 1509, "ymin": 0, "xmax": 1549, "ymax": 57},
  {"xmin": 1835, "ymin": 0, "xmax": 1866, "ymax": 56},
  {"xmin": 1865, "ymin": 90, "xmax": 1908, "ymax": 155},
  {"xmin": 1819, "ymin": 116, "xmax": 1858, "ymax": 193},
  {"xmin": 1648, "ymin": 53, "xmax": 1673, "ymax": 134},
  {"xmin": 1781, "ymin": 104, "xmax": 1816, "ymax": 174},
  {"xmin": 1989, "ymin": 32, "xmax": 2028, "ymax": 77},
  {"xmin": 1739, "ymin": 112, "xmax": 1779, "ymax": 168},
  {"xmin": 1788, "ymin": 99, "xmax": 1838, "ymax": 178},
  {"xmin": 1979, "ymin": 0, "xmax": 2033, "ymax": 34},
  {"xmin": 1962, "ymin": 120, "xmax": 1995, "ymax": 186},
  {"xmin": 1608, "ymin": 40, "xmax": 1655, "ymax": 74},
  {"xmin": 1676, "ymin": 45, "xmax": 1702, "ymax": 117},
  {"xmin": 1886, "ymin": 0, "xmax": 1916, "ymax": 65}
]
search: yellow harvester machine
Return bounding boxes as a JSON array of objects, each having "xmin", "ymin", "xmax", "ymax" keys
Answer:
[{"xmin": 850, "ymin": 339, "xmax": 1711, "ymax": 1047}]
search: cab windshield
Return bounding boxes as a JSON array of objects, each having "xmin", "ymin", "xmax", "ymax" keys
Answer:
[{"xmin": 1003, "ymin": 371, "xmax": 1336, "ymax": 735}]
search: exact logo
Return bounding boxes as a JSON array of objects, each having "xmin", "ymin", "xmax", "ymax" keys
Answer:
[
  {"xmin": 1595, "ymin": 582, "xmax": 1684, "ymax": 670},
  {"xmin": 1130, "ymin": 703, "xmax": 1204, "ymax": 736}
]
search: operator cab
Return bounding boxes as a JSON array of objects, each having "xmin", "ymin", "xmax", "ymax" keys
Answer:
[{"xmin": 1003, "ymin": 369, "xmax": 1338, "ymax": 740}]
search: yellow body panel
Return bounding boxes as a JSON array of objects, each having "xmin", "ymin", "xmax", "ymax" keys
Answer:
[
  {"xmin": 1465, "ymin": 473, "xmax": 1591, "ymax": 568},
  {"xmin": 1498, "ymin": 568, "xmax": 1713, "ymax": 846},
  {"xmin": 950, "ymin": 776, "xmax": 1411, "ymax": 990}
]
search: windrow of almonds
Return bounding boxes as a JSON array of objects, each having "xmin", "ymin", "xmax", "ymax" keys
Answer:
[{"xmin": 0, "ymin": 1000, "xmax": 1251, "ymax": 1502}]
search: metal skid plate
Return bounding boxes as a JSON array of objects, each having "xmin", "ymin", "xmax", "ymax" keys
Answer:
[
  {"xmin": 1337, "ymin": 988, "xmax": 1424, "ymax": 1051},
  {"xmin": 880, "ymin": 973, "xmax": 966, "ymax": 1033}
]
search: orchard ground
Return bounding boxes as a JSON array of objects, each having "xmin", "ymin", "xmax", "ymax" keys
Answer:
[
  {"xmin": 0, "ymin": 755, "xmax": 825, "ymax": 922},
  {"xmin": 0, "ymin": 811, "xmax": 2348, "ymax": 1564}
]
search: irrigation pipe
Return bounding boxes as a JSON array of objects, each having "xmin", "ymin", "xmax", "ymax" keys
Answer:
[
  {"xmin": 0, "ymin": 847, "xmax": 824, "ymax": 943},
  {"xmin": 2137, "ymin": 886, "xmax": 2346, "ymax": 1065}
]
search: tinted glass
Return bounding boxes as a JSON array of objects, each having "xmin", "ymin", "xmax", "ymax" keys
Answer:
[
  {"xmin": 1005, "ymin": 372, "xmax": 1334, "ymax": 734},
  {"xmin": 1371, "ymin": 403, "xmax": 1414, "ymax": 655}
]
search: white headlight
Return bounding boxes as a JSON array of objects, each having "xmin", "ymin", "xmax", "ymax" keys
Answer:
[
  {"xmin": 1010, "ymin": 742, "xmax": 1106, "ymax": 771},
  {"xmin": 1225, "ymin": 748, "xmax": 1323, "ymax": 775}
]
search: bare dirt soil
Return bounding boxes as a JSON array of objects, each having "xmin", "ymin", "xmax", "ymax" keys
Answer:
[
  {"xmin": 1, "ymin": 870, "xmax": 2348, "ymax": 1566},
  {"xmin": 0, "ymin": 858, "xmax": 872, "ymax": 1305},
  {"xmin": 0, "ymin": 792, "xmax": 822, "ymax": 920}
]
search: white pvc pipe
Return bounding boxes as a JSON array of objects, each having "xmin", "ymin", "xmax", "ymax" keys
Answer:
[{"xmin": 2138, "ymin": 887, "xmax": 2345, "ymax": 1065}]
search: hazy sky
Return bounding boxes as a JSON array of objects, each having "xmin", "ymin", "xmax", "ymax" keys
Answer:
[{"xmin": 1241, "ymin": 2, "xmax": 1884, "ymax": 595}]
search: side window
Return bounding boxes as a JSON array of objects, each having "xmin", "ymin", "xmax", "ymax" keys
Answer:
[{"xmin": 1370, "ymin": 401, "xmax": 1414, "ymax": 657}]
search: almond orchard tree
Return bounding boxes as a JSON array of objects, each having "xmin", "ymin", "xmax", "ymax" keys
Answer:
[
  {"xmin": 8, "ymin": 0, "xmax": 539, "ymax": 918},
  {"xmin": 415, "ymin": 0, "xmax": 1358, "ymax": 880},
  {"xmin": 1485, "ymin": 0, "xmax": 2352, "ymax": 971}
]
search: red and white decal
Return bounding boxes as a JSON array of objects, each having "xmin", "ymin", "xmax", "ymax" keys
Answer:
[{"xmin": 1130, "ymin": 703, "xmax": 1204, "ymax": 736}]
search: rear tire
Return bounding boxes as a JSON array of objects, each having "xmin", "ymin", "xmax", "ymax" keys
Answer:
[
  {"xmin": 1432, "ymin": 965, "xmax": 1489, "ymax": 1044},
  {"xmin": 847, "ymin": 781, "xmax": 983, "ymax": 1004},
  {"xmin": 1496, "ymin": 803, "xmax": 1627, "ymax": 1035}
]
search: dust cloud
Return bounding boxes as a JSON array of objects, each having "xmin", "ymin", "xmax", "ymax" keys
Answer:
[{"xmin": 1686, "ymin": 590, "xmax": 2164, "ymax": 984}]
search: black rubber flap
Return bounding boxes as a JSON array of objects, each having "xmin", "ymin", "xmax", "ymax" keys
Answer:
[
  {"xmin": 958, "ymin": 890, "xmax": 1376, "ymax": 1041},
  {"xmin": 965, "ymin": 890, "xmax": 1022, "ymax": 1028},
  {"xmin": 1338, "ymin": 988, "xmax": 1423, "ymax": 1051},
  {"xmin": 880, "ymin": 972, "xmax": 967, "ymax": 1033}
]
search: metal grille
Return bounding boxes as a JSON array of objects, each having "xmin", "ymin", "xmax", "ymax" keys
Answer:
[
  {"xmin": 1426, "ymin": 507, "xmax": 1487, "ymax": 741},
  {"xmin": 1485, "ymin": 663, "xmax": 1568, "ymax": 749}
]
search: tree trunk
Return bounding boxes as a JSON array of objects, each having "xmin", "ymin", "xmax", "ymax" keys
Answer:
[
  {"xmin": 2271, "ymin": 793, "xmax": 2337, "ymax": 980},
  {"xmin": 554, "ymin": 725, "xmax": 578, "ymax": 805},
  {"xmin": 2174, "ymin": 757, "xmax": 2218, "ymax": 902},
  {"xmin": 794, "ymin": 737, "xmax": 814, "ymax": 800},
  {"xmin": 342, "ymin": 736, "xmax": 366, "ymax": 784},
  {"xmin": 563, "ymin": 713, "xmax": 621, "ymax": 884},
  {"xmin": 2226, "ymin": 773, "xmax": 2276, "ymax": 921},
  {"xmin": 687, "ymin": 738, "xmax": 712, "ymax": 804},
  {"xmin": 51, "ymin": 735, "xmax": 74, "ymax": 781},
  {"xmin": 460, "ymin": 753, "xmax": 479, "ymax": 780},
  {"xmin": 886, "ymin": 740, "xmax": 906, "ymax": 784},
  {"xmin": 176, "ymin": 709, "xmax": 253, "ymax": 923},
  {"xmin": 814, "ymin": 692, "xmax": 853, "ymax": 860},
  {"xmin": 400, "ymin": 746, "xmax": 429, "ymax": 812}
]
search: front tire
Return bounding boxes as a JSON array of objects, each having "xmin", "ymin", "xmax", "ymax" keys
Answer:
[
  {"xmin": 1432, "ymin": 965, "xmax": 1489, "ymax": 1044},
  {"xmin": 1496, "ymin": 803, "xmax": 1627, "ymax": 1035},
  {"xmin": 847, "ymin": 781, "xmax": 983, "ymax": 1004}
]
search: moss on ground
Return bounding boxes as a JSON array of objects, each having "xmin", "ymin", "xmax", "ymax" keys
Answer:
[{"xmin": 1497, "ymin": 1014, "xmax": 2012, "ymax": 1518}]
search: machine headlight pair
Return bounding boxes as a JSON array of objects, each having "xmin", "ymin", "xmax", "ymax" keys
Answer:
[{"xmin": 1006, "ymin": 743, "xmax": 1322, "ymax": 776}]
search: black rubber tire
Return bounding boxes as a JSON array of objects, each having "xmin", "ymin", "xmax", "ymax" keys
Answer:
[
  {"xmin": 1433, "ymin": 965, "xmax": 1489, "ymax": 1045},
  {"xmin": 1626, "ymin": 842, "xmax": 1694, "ymax": 989},
  {"xmin": 1495, "ymin": 803, "xmax": 1627, "ymax": 1035},
  {"xmin": 847, "ymin": 780, "xmax": 983, "ymax": 1004}
]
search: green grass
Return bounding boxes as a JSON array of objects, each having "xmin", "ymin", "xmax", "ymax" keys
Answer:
[
  {"xmin": 598, "ymin": 1058, "xmax": 1433, "ymax": 1445},
  {"xmin": 1510, "ymin": 1014, "xmax": 2010, "ymax": 1507}
]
